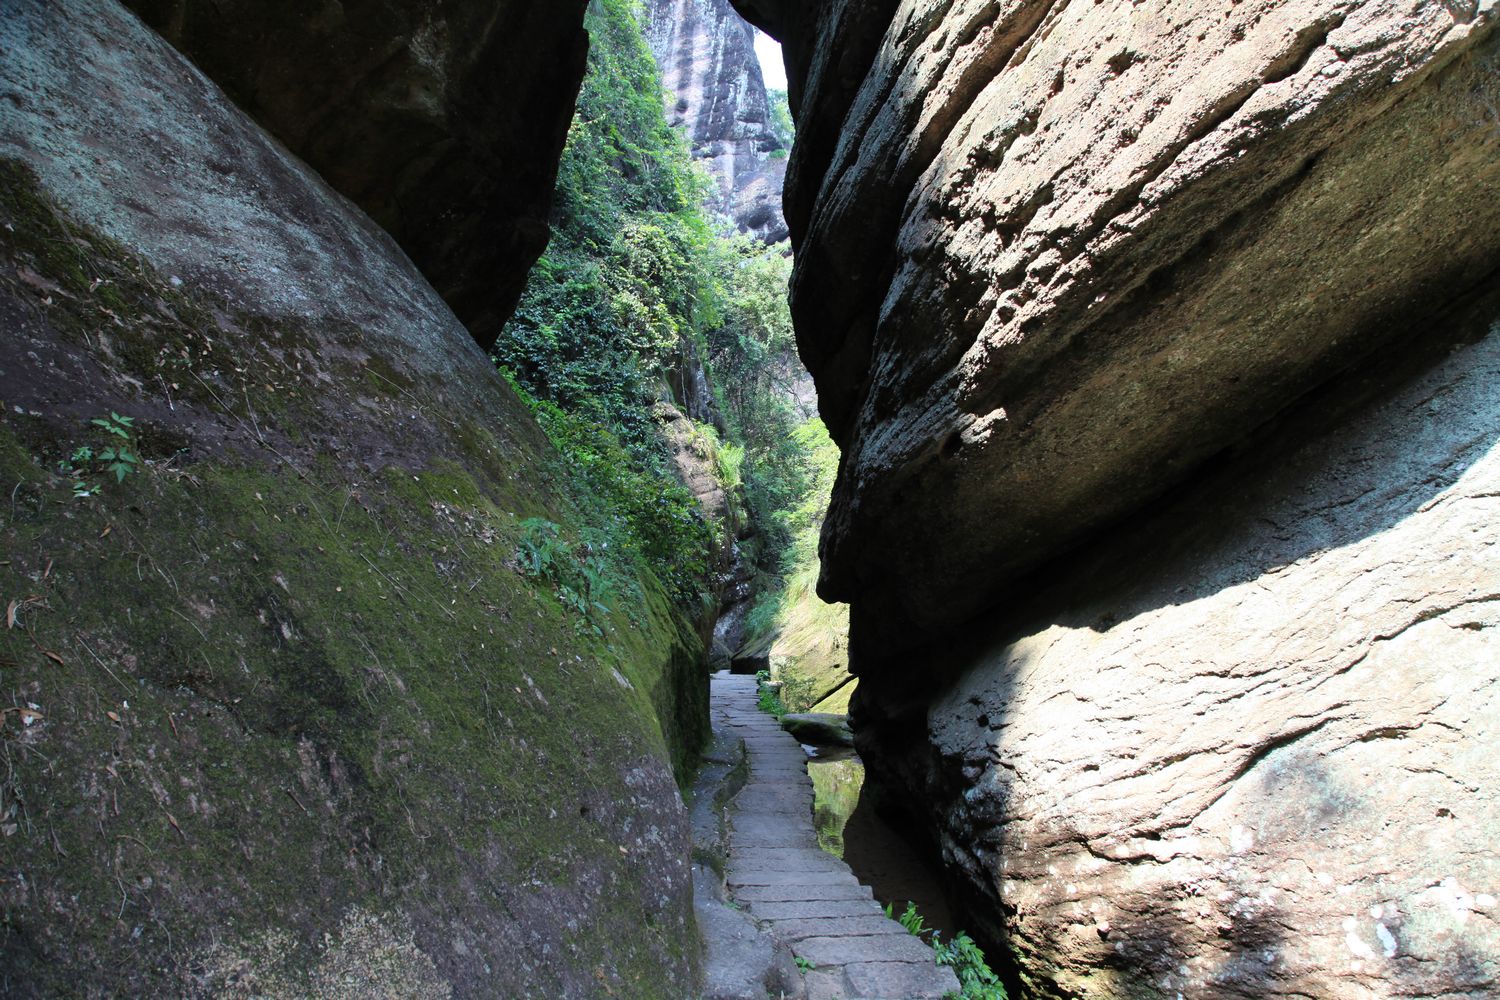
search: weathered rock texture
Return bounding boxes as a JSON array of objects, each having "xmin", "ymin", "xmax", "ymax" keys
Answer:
[
  {"xmin": 0, "ymin": 1, "xmax": 704, "ymax": 995},
  {"xmin": 736, "ymin": 0, "xmax": 1500, "ymax": 996},
  {"xmin": 121, "ymin": 0, "xmax": 590, "ymax": 350},
  {"xmin": 741, "ymin": 0, "xmax": 1500, "ymax": 650},
  {"xmin": 647, "ymin": 0, "xmax": 789, "ymax": 243},
  {"xmin": 858, "ymin": 310, "xmax": 1500, "ymax": 999}
]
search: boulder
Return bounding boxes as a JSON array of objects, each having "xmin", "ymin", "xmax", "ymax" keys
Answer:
[
  {"xmin": 0, "ymin": 1, "xmax": 703, "ymax": 994},
  {"xmin": 781, "ymin": 713, "xmax": 854, "ymax": 748},
  {"xmin": 856, "ymin": 310, "xmax": 1500, "ymax": 998},
  {"xmin": 738, "ymin": 0, "xmax": 1500, "ymax": 652},
  {"xmin": 121, "ymin": 0, "xmax": 590, "ymax": 349},
  {"xmin": 737, "ymin": 1, "xmax": 1500, "ymax": 997}
]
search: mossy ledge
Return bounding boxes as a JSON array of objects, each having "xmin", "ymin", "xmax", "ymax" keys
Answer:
[{"xmin": 0, "ymin": 64, "xmax": 705, "ymax": 999}]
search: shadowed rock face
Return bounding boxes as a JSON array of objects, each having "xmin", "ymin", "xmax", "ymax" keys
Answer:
[
  {"xmin": 122, "ymin": 0, "xmax": 590, "ymax": 350},
  {"xmin": 645, "ymin": 0, "xmax": 789, "ymax": 243},
  {"xmin": 737, "ymin": 0, "xmax": 1500, "ymax": 996},
  {"xmin": 738, "ymin": 0, "xmax": 1500, "ymax": 650},
  {"xmin": 856, "ymin": 306, "xmax": 1500, "ymax": 999},
  {"xmin": 0, "ymin": 1, "xmax": 703, "ymax": 995}
]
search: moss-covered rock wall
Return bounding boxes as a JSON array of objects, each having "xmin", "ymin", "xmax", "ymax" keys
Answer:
[{"xmin": 0, "ymin": 2, "xmax": 707, "ymax": 995}]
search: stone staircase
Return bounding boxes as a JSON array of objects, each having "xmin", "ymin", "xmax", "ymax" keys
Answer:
[{"xmin": 712, "ymin": 672, "xmax": 959, "ymax": 1000}]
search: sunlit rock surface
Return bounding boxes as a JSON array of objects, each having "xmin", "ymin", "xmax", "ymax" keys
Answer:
[
  {"xmin": 858, "ymin": 314, "xmax": 1500, "ymax": 998},
  {"xmin": 743, "ymin": 0, "xmax": 1500, "ymax": 649},
  {"xmin": 737, "ymin": 0, "xmax": 1500, "ymax": 995},
  {"xmin": 646, "ymin": 0, "xmax": 789, "ymax": 243}
]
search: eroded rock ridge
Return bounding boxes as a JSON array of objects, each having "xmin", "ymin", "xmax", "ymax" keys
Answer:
[
  {"xmin": 737, "ymin": 0, "xmax": 1500, "ymax": 996},
  {"xmin": 647, "ymin": 0, "xmax": 789, "ymax": 243}
]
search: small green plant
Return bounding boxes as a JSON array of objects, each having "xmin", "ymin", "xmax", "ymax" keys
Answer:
[
  {"xmin": 885, "ymin": 901, "xmax": 1007, "ymax": 1000},
  {"xmin": 517, "ymin": 517, "xmax": 569, "ymax": 578},
  {"xmin": 516, "ymin": 518, "xmax": 617, "ymax": 633},
  {"xmin": 934, "ymin": 931, "xmax": 1006, "ymax": 1000},
  {"xmin": 793, "ymin": 956, "xmax": 815, "ymax": 973},
  {"xmin": 58, "ymin": 412, "xmax": 140, "ymax": 497},
  {"xmin": 754, "ymin": 669, "xmax": 787, "ymax": 719}
]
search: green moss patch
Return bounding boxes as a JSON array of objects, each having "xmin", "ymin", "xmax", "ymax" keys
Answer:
[{"xmin": 0, "ymin": 156, "xmax": 705, "ymax": 998}]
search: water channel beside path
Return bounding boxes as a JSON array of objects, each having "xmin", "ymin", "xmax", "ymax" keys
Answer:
[{"xmin": 807, "ymin": 748, "xmax": 958, "ymax": 941}]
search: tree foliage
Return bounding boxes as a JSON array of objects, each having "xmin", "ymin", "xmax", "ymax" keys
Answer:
[
  {"xmin": 494, "ymin": 0, "xmax": 824, "ymax": 614},
  {"xmin": 767, "ymin": 88, "xmax": 795, "ymax": 155}
]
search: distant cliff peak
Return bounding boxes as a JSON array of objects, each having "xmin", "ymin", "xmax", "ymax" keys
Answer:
[{"xmin": 646, "ymin": 0, "xmax": 788, "ymax": 244}]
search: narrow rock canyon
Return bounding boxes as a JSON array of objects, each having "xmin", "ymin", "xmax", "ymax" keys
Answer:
[{"xmin": 1, "ymin": 0, "xmax": 1496, "ymax": 996}]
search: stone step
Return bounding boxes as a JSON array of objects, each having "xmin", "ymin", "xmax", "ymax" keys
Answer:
[
  {"xmin": 733, "ymin": 882, "xmax": 874, "ymax": 903},
  {"xmin": 765, "ymin": 915, "xmax": 910, "ymax": 942},
  {"xmin": 727, "ymin": 868, "xmax": 861, "ymax": 887},
  {"xmin": 842, "ymin": 960, "xmax": 961, "ymax": 999},
  {"xmin": 746, "ymin": 899, "xmax": 885, "ymax": 921},
  {"xmin": 793, "ymin": 933, "xmax": 935, "ymax": 967},
  {"xmin": 729, "ymin": 850, "xmax": 842, "ymax": 874},
  {"xmin": 711, "ymin": 673, "xmax": 953, "ymax": 1000}
]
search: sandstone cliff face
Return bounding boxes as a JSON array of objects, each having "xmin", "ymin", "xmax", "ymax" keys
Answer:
[
  {"xmin": 122, "ymin": 0, "xmax": 590, "ymax": 350},
  {"xmin": 647, "ymin": 0, "xmax": 789, "ymax": 243},
  {"xmin": 746, "ymin": 0, "xmax": 1500, "ymax": 649},
  {"xmin": 0, "ymin": 2, "xmax": 701, "ymax": 995},
  {"xmin": 738, "ymin": 0, "xmax": 1500, "ymax": 996},
  {"xmin": 858, "ymin": 314, "xmax": 1500, "ymax": 998}
]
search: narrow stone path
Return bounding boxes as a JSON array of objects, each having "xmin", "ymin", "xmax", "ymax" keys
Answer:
[{"xmin": 712, "ymin": 672, "xmax": 960, "ymax": 1000}]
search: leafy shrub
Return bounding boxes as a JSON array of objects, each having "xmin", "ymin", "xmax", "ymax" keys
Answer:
[
  {"xmin": 754, "ymin": 669, "xmax": 787, "ymax": 719},
  {"xmin": 493, "ymin": 0, "xmax": 724, "ymax": 618},
  {"xmin": 58, "ymin": 412, "xmax": 140, "ymax": 497},
  {"xmin": 885, "ymin": 901, "xmax": 1008, "ymax": 1000},
  {"xmin": 935, "ymin": 931, "xmax": 1007, "ymax": 1000}
]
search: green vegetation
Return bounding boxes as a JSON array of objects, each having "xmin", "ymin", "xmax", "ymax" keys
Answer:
[
  {"xmin": 57, "ymin": 411, "xmax": 141, "ymax": 497},
  {"xmin": 703, "ymin": 244, "xmax": 807, "ymax": 564},
  {"xmin": 494, "ymin": 0, "xmax": 830, "ymax": 665},
  {"xmin": 754, "ymin": 668, "xmax": 787, "ymax": 718},
  {"xmin": 516, "ymin": 516, "xmax": 620, "ymax": 632},
  {"xmin": 887, "ymin": 902, "xmax": 1009, "ymax": 1000},
  {"xmin": 767, "ymin": 88, "xmax": 794, "ymax": 155},
  {"xmin": 495, "ymin": 0, "xmax": 726, "ymax": 618},
  {"xmin": 738, "ymin": 418, "xmax": 851, "ymax": 712}
]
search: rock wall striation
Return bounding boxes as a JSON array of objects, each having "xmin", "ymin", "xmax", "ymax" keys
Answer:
[
  {"xmin": 0, "ymin": 2, "xmax": 704, "ymax": 995},
  {"xmin": 646, "ymin": 0, "xmax": 789, "ymax": 243},
  {"xmin": 744, "ymin": 0, "xmax": 1500, "ymax": 649},
  {"xmin": 737, "ymin": 0, "xmax": 1500, "ymax": 996},
  {"xmin": 121, "ymin": 0, "xmax": 591, "ymax": 350},
  {"xmin": 858, "ymin": 313, "xmax": 1500, "ymax": 998}
]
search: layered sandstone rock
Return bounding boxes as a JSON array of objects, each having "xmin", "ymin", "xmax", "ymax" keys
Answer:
[
  {"xmin": 742, "ymin": 0, "xmax": 1500, "ymax": 650},
  {"xmin": 738, "ymin": 0, "xmax": 1500, "ymax": 996},
  {"xmin": 857, "ymin": 311, "xmax": 1500, "ymax": 998},
  {"xmin": 122, "ymin": 0, "xmax": 590, "ymax": 349},
  {"xmin": 646, "ymin": 0, "xmax": 789, "ymax": 243}
]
